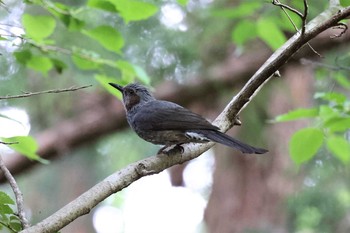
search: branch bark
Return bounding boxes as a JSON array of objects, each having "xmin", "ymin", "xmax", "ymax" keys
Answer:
[{"xmin": 19, "ymin": 5, "xmax": 350, "ymax": 233}]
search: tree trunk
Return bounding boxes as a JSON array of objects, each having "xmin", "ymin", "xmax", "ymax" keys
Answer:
[{"xmin": 204, "ymin": 64, "xmax": 314, "ymax": 233}]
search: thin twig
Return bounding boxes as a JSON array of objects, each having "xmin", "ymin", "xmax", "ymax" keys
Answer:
[
  {"xmin": 272, "ymin": 0, "xmax": 308, "ymax": 36},
  {"xmin": 0, "ymin": 85, "xmax": 92, "ymax": 100},
  {"xmin": 301, "ymin": 0, "xmax": 309, "ymax": 35},
  {"xmin": 272, "ymin": 0, "xmax": 303, "ymax": 18},
  {"xmin": 273, "ymin": 0, "xmax": 321, "ymax": 57},
  {"xmin": 301, "ymin": 58, "xmax": 350, "ymax": 71},
  {"xmin": 0, "ymin": 141, "xmax": 19, "ymax": 145},
  {"xmin": 0, "ymin": 154, "xmax": 30, "ymax": 229},
  {"xmin": 281, "ymin": 7, "xmax": 299, "ymax": 31},
  {"xmin": 330, "ymin": 22, "xmax": 348, "ymax": 38},
  {"xmin": 307, "ymin": 43, "xmax": 323, "ymax": 57}
]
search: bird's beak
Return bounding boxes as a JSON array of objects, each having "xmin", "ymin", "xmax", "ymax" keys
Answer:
[{"xmin": 109, "ymin": 83, "xmax": 124, "ymax": 93}]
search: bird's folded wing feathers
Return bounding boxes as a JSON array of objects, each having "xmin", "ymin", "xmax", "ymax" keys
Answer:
[{"xmin": 133, "ymin": 100, "xmax": 219, "ymax": 131}]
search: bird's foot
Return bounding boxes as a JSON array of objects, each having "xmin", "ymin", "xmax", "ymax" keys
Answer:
[{"xmin": 157, "ymin": 144, "xmax": 184, "ymax": 155}]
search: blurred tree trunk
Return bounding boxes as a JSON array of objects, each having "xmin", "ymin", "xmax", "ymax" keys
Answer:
[{"xmin": 204, "ymin": 64, "xmax": 314, "ymax": 233}]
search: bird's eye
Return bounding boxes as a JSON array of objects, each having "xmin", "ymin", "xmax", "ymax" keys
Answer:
[{"xmin": 126, "ymin": 89, "xmax": 135, "ymax": 95}]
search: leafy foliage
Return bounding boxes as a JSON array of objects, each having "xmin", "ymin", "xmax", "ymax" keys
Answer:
[
  {"xmin": 288, "ymin": 189, "xmax": 345, "ymax": 233},
  {"xmin": 83, "ymin": 26, "xmax": 124, "ymax": 54},
  {"xmin": 274, "ymin": 69, "xmax": 350, "ymax": 165},
  {"xmin": 13, "ymin": 0, "xmax": 157, "ymax": 85},
  {"xmin": 0, "ymin": 191, "xmax": 22, "ymax": 232},
  {"xmin": 1, "ymin": 0, "xmax": 349, "ymax": 232},
  {"xmin": 257, "ymin": 17, "xmax": 287, "ymax": 50},
  {"xmin": 1, "ymin": 136, "xmax": 48, "ymax": 164},
  {"xmin": 289, "ymin": 127, "xmax": 324, "ymax": 165},
  {"xmin": 2, "ymin": 0, "xmax": 160, "ymax": 162},
  {"xmin": 22, "ymin": 14, "xmax": 56, "ymax": 42},
  {"xmin": 112, "ymin": 0, "xmax": 159, "ymax": 23},
  {"xmin": 274, "ymin": 108, "xmax": 319, "ymax": 122}
]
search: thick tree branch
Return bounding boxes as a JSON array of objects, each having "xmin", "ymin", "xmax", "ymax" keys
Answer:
[{"xmin": 20, "ymin": 5, "xmax": 350, "ymax": 233}]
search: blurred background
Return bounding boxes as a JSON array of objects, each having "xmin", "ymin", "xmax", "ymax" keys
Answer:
[{"xmin": 1, "ymin": 0, "xmax": 350, "ymax": 232}]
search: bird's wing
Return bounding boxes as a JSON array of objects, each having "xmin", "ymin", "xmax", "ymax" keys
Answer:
[{"xmin": 133, "ymin": 100, "xmax": 219, "ymax": 131}]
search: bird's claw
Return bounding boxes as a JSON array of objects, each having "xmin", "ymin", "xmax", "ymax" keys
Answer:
[{"xmin": 157, "ymin": 144, "xmax": 184, "ymax": 155}]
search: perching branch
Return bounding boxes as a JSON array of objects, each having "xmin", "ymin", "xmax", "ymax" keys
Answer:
[
  {"xmin": 20, "ymin": 5, "xmax": 350, "ymax": 233},
  {"xmin": 0, "ymin": 85, "xmax": 92, "ymax": 100},
  {"xmin": 0, "ymin": 154, "xmax": 29, "ymax": 229}
]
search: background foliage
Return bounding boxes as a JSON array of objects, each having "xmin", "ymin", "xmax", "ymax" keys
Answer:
[{"xmin": 1, "ymin": 0, "xmax": 350, "ymax": 232}]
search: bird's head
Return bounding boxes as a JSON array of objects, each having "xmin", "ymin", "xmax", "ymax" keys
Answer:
[{"xmin": 109, "ymin": 83, "xmax": 155, "ymax": 111}]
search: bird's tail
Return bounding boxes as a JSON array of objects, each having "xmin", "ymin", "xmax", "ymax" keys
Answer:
[{"xmin": 197, "ymin": 130, "xmax": 268, "ymax": 154}]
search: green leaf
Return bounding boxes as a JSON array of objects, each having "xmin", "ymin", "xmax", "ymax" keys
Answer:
[
  {"xmin": 58, "ymin": 14, "xmax": 85, "ymax": 31},
  {"xmin": 14, "ymin": 49, "xmax": 32, "ymax": 64},
  {"xmin": 67, "ymin": 16, "xmax": 85, "ymax": 31},
  {"xmin": 132, "ymin": 64, "xmax": 151, "ymax": 85},
  {"xmin": 95, "ymin": 74, "xmax": 123, "ymax": 98},
  {"xmin": 318, "ymin": 105, "xmax": 340, "ymax": 122},
  {"xmin": 340, "ymin": 0, "xmax": 350, "ymax": 7},
  {"xmin": 289, "ymin": 128, "xmax": 324, "ymax": 165},
  {"xmin": 231, "ymin": 20, "xmax": 257, "ymax": 46},
  {"xmin": 333, "ymin": 72, "xmax": 350, "ymax": 89},
  {"xmin": 324, "ymin": 117, "xmax": 350, "ymax": 132},
  {"xmin": 0, "ymin": 192, "xmax": 15, "ymax": 205},
  {"xmin": 1, "ymin": 136, "xmax": 48, "ymax": 164},
  {"xmin": 46, "ymin": 2, "xmax": 85, "ymax": 31},
  {"xmin": 22, "ymin": 14, "xmax": 56, "ymax": 42},
  {"xmin": 326, "ymin": 136, "xmax": 350, "ymax": 164},
  {"xmin": 274, "ymin": 108, "xmax": 318, "ymax": 122},
  {"xmin": 110, "ymin": 0, "xmax": 158, "ymax": 23},
  {"xmin": 315, "ymin": 92, "xmax": 347, "ymax": 105},
  {"xmin": 115, "ymin": 60, "xmax": 150, "ymax": 84},
  {"xmin": 212, "ymin": 2, "xmax": 261, "ymax": 19},
  {"xmin": 0, "ymin": 204, "xmax": 14, "ymax": 215},
  {"xmin": 51, "ymin": 58, "xmax": 67, "ymax": 74},
  {"xmin": 116, "ymin": 60, "xmax": 137, "ymax": 82},
  {"xmin": 26, "ymin": 56, "xmax": 53, "ymax": 76},
  {"xmin": 88, "ymin": 0, "xmax": 117, "ymax": 12},
  {"xmin": 9, "ymin": 221, "xmax": 22, "ymax": 232},
  {"xmin": 83, "ymin": 26, "xmax": 124, "ymax": 53},
  {"xmin": 177, "ymin": 0, "xmax": 188, "ymax": 6},
  {"xmin": 257, "ymin": 18, "xmax": 287, "ymax": 50},
  {"xmin": 71, "ymin": 55, "xmax": 99, "ymax": 70}
]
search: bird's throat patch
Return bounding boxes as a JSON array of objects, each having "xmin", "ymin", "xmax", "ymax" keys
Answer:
[{"xmin": 125, "ymin": 94, "xmax": 140, "ymax": 111}]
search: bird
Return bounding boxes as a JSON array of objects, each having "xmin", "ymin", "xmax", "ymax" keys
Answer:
[{"xmin": 109, "ymin": 82, "xmax": 268, "ymax": 154}]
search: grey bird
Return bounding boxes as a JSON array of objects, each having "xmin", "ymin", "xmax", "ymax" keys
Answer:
[{"xmin": 109, "ymin": 82, "xmax": 268, "ymax": 154}]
